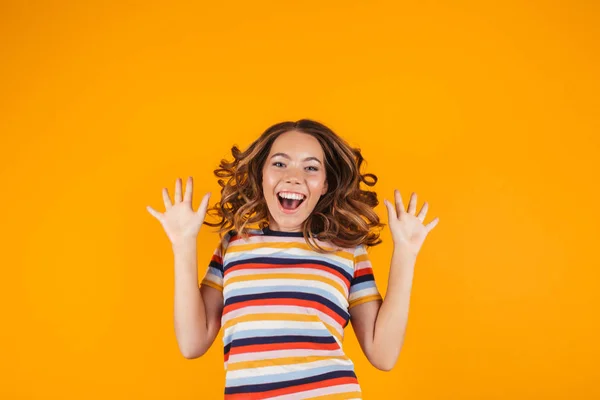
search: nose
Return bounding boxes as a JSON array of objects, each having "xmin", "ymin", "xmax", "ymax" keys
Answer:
[{"xmin": 284, "ymin": 168, "xmax": 302, "ymax": 184}]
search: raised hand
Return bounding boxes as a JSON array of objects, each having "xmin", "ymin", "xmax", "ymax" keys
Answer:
[
  {"xmin": 384, "ymin": 189, "xmax": 439, "ymax": 258},
  {"xmin": 146, "ymin": 177, "xmax": 211, "ymax": 246}
]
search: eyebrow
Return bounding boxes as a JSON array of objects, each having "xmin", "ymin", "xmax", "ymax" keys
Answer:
[{"xmin": 270, "ymin": 152, "xmax": 322, "ymax": 164}]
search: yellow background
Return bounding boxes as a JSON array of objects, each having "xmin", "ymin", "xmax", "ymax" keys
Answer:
[{"xmin": 1, "ymin": 1, "xmax": 599, "ymax": 399}]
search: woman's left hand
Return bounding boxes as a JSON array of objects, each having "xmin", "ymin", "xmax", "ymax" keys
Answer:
[{"xmin": 384, "ymin": 189, "xmax": 439, "ymax": 258}]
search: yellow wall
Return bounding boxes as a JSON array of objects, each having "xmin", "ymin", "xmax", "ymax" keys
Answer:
[{"xmin": 1, "ymin": 1, "xmax": 599, "ymax": 398}]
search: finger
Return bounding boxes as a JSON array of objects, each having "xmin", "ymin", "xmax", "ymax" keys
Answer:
[
  {"xmin": 196, "ymin": 192, "xmax": 212, "ymax": 218},
  {"xmin": 408, "ymin": 192, "xmax": 417, "ymax": 215},
  {"xmin": 162, "ymin": 188, "xmax": 172, "ymax": 209},
  {"xmin": 417, "ymin": 201, "xmax": 428, "ymax": 222},
  {"xmin": 183, "ymin": 176, "xmax": 193, "ymax": 203},
  {"xmin": 394, "ymin": 189, "xmax": 405, "ymax": 217},
  {"xmin": 174, "ymin": 178, "xmax": 183, "ymax": 203},
  {"xmin": 146, "ymin": 205, "xmax": 163, "ymax": 221},
  {"xmin": 384, "ymin": 199, "xmax": 397, "ymax": 220},
  {"xmin": 425, "ymin": 217, "xmax": 439, "ymax": 233}
]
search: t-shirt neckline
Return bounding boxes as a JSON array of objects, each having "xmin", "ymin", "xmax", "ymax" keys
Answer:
[{"xmin": 262, "ymin": 226, "xmax": 304, "ymax": 237}]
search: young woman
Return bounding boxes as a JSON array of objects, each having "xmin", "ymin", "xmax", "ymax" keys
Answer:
[{"xmin": 147, "ymin": 119, "xmax": 439, "ymax": 399}]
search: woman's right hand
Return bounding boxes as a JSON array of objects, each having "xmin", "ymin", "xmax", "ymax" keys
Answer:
[{"xmin": 147, "ymin": 177, "xmax": 211, "ymax": 246}]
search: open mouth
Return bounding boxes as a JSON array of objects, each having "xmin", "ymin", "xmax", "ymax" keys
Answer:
[{"xmin": 277, "ymin": 191, "xmax": 306, "ymax": 212}]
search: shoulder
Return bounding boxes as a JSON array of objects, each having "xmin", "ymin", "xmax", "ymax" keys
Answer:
[
  {"xmin": 215, "ymin": 229, "xmax": 236, "ymax": 253},
  {"xmin": 222, "ymin": 228, "xmax": 266, "ymax": 247},
  {"xmin": 352, "ymin": 243, "xmax": 369, "ymax": 258},
  {"xmin": 351, "ymin": 244, "xmax": 373, "ymax": 269}
]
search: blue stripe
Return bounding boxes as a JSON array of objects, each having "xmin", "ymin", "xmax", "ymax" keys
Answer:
[
  {"xmin": 350, "ymin": 280, "xmax": 377, "ymax": 294},
  {"xmin": 226, "ymin": 284, "xmax": 345, "ymax": 302},
  {"xmin": 352, "ymin": 273, "xmax": 375, "ymax": 286},
  {"xmin": 208, "ymin": 259, "xmax": 223, "ymax": 272},
  {"xmin": 223, "ymin": 255, "xmax": 353, "ymax": 279},
  {"xmin": 225, "ymin": 369, "xmax": 357, "ymax": 393},
  {"xmin": 224, "ymin": 328, "xmax": 331, "ymax": 347},
  {"xmin": 225, "ymin": 334, "xmax": 337, "ymax": 356},
  {"xmin": 206, "ymin": 266, "xmax": 223, "ymax": 278},
  {"xmin": 235, "ymin": 334, "xmax": 336, "ymax": 347}
]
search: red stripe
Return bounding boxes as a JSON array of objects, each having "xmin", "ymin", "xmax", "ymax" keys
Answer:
[
  {"xmin": 224, "ymin": 376, "xmax": 358, "ymax": 400},
  {"xmin": 354, "ymin": 267, "xmax": 374, "ymax": 278},
  {"xmin": 223, "ymin": 298, "xmax": 346, "ymax": 326},
  {"xmin": 211, "ymin": 253, "xmax": 223, "ymax": 265},
  {"xmin": 229, "ymin": 340, "xmax": 339, "ymax": 356}
]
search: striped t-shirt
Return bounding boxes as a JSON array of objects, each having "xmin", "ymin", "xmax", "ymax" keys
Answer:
[{"xmin": 201, "ymin": 227, "xmax": 382, "ymax": 399}]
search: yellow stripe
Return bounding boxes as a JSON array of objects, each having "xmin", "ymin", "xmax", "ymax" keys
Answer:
[
  {"xmin": 226, "ymin": 273, "xmax": 347, "ymax": 297},
  {"xmin": 201, "ymin": 280, "xmax": 223, "ymax": 292},
  {"xmin": 321, "ymin": 320, "xmax": 343, "ymax": 344},
  {"xmin": 223, "ymin": 313, "xmax": 343, "ymax": 343},
  {"xmin": 349, "ymin": 294, "xmax": 382, "ymax": 309},
  {"xmin": 308, "ymin": 392, "xmax": 362, "ymax": 400},
  {"xmin": 227, "ymin": 355, "xmax": 349, "ymax": 371},
  {"xmin": 228, "ymin": 241, "xmax": 354, "ymax": 261},
  {"xmin": 354, "ymin": 253, "xmax": 370, "ymax": 264},
  {"xmin": 223, "ymin": 313, "xmax": 319, "ymax": 330}
]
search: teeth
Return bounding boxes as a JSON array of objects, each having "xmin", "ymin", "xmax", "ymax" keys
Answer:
[{"xmin": 278, "ymin": 192, "xmax": 305, "ymax": 200}]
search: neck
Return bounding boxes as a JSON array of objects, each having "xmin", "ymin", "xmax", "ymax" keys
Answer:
[{"xmin": 267, "ymin": 219, "xmax": 302, "ymax": 232}]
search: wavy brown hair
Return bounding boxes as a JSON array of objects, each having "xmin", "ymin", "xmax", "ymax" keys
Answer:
[{"xmin": 203, "ymin": 119, "xmax": 384, "ymax": 252}]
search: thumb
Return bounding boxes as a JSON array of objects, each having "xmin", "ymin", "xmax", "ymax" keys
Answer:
[{"xmin": 196, "ymin": 192, "xmax": 212, "ymax": 219}]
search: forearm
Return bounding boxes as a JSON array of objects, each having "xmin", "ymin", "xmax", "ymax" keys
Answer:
[
  {"xmin": 370, "ymin": 249, "xmax": 416, "ymax": 370},
  {"xmin": 172, "ymin": 239, "xmax": 209, "ymax": 358}
]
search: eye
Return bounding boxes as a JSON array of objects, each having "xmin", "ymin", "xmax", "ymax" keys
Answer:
[
  {"xmin": 273, "ymin": 161, "xmax": 285, "ymax": 168},
  {"xmin": 305, "ymin": 166, "xmax": 319, "ymax": 172}
]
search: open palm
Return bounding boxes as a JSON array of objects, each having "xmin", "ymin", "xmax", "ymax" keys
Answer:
[
  {"xmin": 146, "ymin": 177, "xmax": 211, "ymax": 245},
  {"xmin": 384, "ymin": 189, "xmax": 439, "ymax": 257}
]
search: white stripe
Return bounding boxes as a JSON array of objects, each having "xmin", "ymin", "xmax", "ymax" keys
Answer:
[
  {"xmin": 223, "ymin": 279, "xmax": 347, "ymax": 305},
  {"xmin": 354, "ymin": 259, "xmax": 372, "ymax": 270},
  {"xmin": 224, "ymin": 247, "xmax": 353, "ymax": 270},
  {"xmin": 223, "ymin": 320, "xmax": 324, "ymax": 340},
  {"xmin": 224, "ymin": 267, "xmax": 349, "ymax": 293},
  {"xmin": 222, "ymin": 309, "xmax": 343, "ymax": 340},
  {"xmin": 226, "ymin": 358, "xmax": 354, "ymax": 379},
  {"xmin": 353, "ymin": 244, "xmax": 368, "ymax": 256},
  {"xmin": 266, "ymin": 384, "xmax": 361, "ymax": 400},
  {"xmin": 223, "ymin": 305, "xmax": 321, "ymax": 325},
  {"xmin": 226, "ymin": 320, "xmax": 323, "ymax": 332},
  {"xmin": 202, "ymin": 273, "xmax": 222, "ymax": 286},
  {"xmin": 228, "ymin": 234, "xmax": 305, "ymax": 246},
  {"xmin": 349, "ymin": 287, "xmax": 379, "ymax": 302}
]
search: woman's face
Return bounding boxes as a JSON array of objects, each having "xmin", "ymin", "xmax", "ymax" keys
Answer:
[{"xmin": 261, "ymin": 130, "xmax": 328, "ymax": 232}]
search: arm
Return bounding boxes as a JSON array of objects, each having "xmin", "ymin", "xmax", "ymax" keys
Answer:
[
  {"xmin": 146, "ymin": 178, "xmax": 224, "ymax": 359},
  {"xmin": 350, "ymin": 250, "xmax": 415, "ymax": 371},
  {"xmin": 173, "ymin": 239, "xmax": 224, "ymax": 359},
  {"xmin": 351, "ymin": 189, "xmax": 439, "ymax": 371}
]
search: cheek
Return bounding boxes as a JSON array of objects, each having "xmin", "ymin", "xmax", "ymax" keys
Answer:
[
  {"xmin": 262, "ymin": 170, "xmax": 281, "ymax": 195},
  {"xmin": 308, "ymin": 176, "xmax": 327, "ymax": 197},
  {"xmin": 261, "ymin": 170, "xmax": 274, "ymax": 188}
]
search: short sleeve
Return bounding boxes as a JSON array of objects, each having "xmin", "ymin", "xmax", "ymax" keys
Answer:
[
  {"xmin": 348, "ymin": 245, "xmax": 383, "ymax": 309},
  {"xmin": 200, "ymin": 231, "xmax": 232, "ymax": 292}
]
